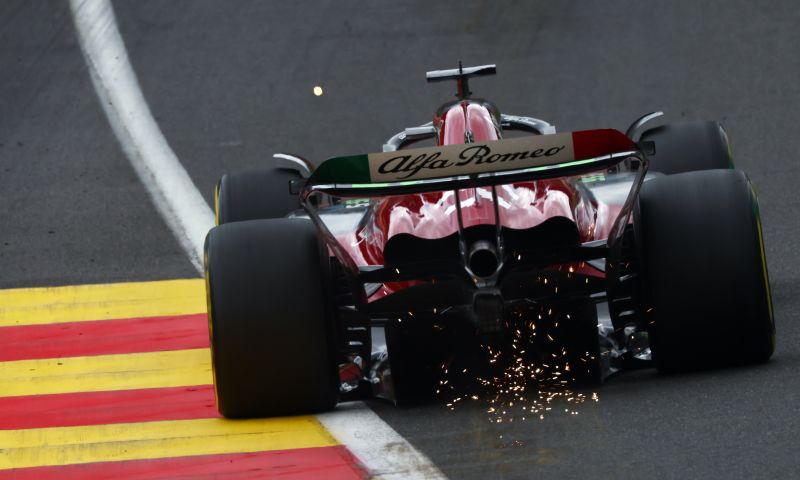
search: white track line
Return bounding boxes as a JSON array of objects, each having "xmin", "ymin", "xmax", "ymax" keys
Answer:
[
  {"xmin": 69, "ymin": 1, "xmax": 445, "ymax": 478},
  {"xmin": 318, "ymin": 403, "xmax": 446, "ymax": 479},
  {"xmin": 70, "ymin": 0, "xmax": 214, "ymax": 272}
]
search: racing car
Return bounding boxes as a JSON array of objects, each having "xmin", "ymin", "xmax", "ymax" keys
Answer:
[{"xmin": 204, "ymin": 64, "xmax": 775, "ymax": 418}]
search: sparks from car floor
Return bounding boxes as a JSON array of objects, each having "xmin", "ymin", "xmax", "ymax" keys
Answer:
[{"xmin": 436, "ymin": 299, "xmax": 599, "ymax": 424}]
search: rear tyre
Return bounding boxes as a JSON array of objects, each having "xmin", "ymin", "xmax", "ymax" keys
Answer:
[
  {"xmin": 636, "ymin": 169, "xmax": 774, "ymax": 372},
  {"xmin": 205, "ymin": 218, "xmax": 338, "ymax": 417},
  {"xmin": 640, "ymin": 120, "xmax": 733, "ymax": 174},
  {"xmin": 215, "ymin": 168, "xmax": 302, "ymax": 224}
]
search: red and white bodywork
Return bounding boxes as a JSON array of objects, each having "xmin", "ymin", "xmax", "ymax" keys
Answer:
[{"xmin": 339, "ymin": 99, "xmax": 623, "ymax": 289}]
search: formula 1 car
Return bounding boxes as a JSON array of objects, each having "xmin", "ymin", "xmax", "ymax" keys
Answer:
[{"xmin": 204, "ymin": 64, "xmax": 775, "ymax": 418}]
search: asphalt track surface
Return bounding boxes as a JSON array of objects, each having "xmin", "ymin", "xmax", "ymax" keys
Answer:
[{"xmin": 2, "ymin": 0, "xmax": 799, "ymax": 478}]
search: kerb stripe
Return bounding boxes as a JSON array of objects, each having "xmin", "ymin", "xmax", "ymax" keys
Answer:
[
  {"xmin": 0, "ymin": 386, "xmax": 218, "ymax": 431},
  {"xmin": 0, "ymin": 348, "xmax": 211, "ymax": 397},
  {"xmin": 0, "ymin": 313, "xmax": 208, "ymax": 361},
  {"xmin": 0, "ymin": 279, "xmax": 205, "ymax": 327},
  {"xmin": 0, "ymin": 446, "xmax": 366, "ymax": 480},
  {"xmin": 0, "ymin": 417, "xmax": 338, "ymax": 470},
  {"xmin": 0, "ymin": 276, "xmax": 442, "ymax": 478}
]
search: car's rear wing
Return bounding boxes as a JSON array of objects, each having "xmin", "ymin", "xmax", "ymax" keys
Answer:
[{"xmin": 302, "ymin": 129, "xmax": 641, "ymax": 198}]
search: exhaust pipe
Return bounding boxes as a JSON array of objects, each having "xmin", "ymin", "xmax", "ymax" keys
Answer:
[{"xmin": 468, "ymin": 240, "xmax": 500, "ymax": 278}]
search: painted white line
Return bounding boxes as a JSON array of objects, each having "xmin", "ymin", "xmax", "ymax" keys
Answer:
[
  {"xmin": 70, "ymin": 0, "xmax": 214, "ymax": 272},
  {"xmin": 318, "ymin": 402, "xmax": 447, "ymax": 480},
  {"xmin": 69, "ymin": 1, "xmax": 446, "ymax": 477}
]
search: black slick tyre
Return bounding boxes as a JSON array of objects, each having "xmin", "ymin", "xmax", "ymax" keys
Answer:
[
  {"xmin": 635, "ymin": 169, "xmax": 775, "ymax": 372},
  {"xmin": 205, "ymin": 218, "xmax": 338, "ymax": 417},
  {"xmin": 640, "ymin": 120, "xmax": 733, "ymax": 174},
  {"xmin": 215, "ymin": 168, "xmax": 302, "ymax": 224}
]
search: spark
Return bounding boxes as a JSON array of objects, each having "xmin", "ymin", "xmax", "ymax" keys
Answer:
[{"xmin": 437, "ymin": 304, "xmax": 599, "ymax": 423}]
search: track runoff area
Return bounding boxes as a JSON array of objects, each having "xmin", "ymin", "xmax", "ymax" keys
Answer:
[{"xmin": 0, "ymin": 280, "xmax": 366, "ymax": 478}]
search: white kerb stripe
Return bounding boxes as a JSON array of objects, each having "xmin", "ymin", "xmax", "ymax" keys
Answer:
[
  {"xmin": 70, "ymin": 0, "xmax": 214, "ymax": 272},
  {"xmin": 318, "ymin": 402, "xmax": 446, "ymax": 479},
  {"xmin": 69, "ymin": 1, "xmax": 445, "ymax": 477}
]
